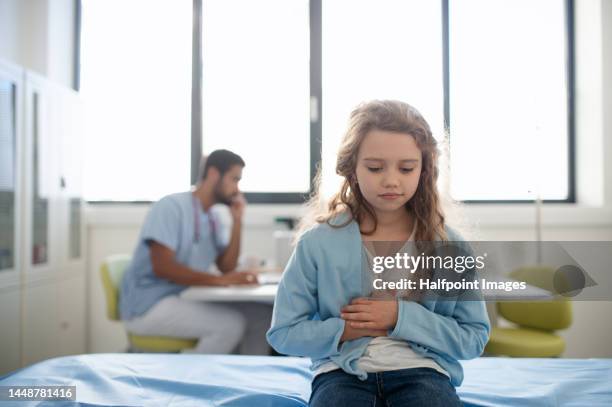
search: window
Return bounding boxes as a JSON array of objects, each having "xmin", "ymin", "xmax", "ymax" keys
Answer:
[
  {"xmin": 321, "ymin": 0, "xmax": 444, "ymax": 199},
  {"xmin": 448, "ymin": 0, "xmax": 572, "ymax": 201},
  {"xmin": 201, "ymin": 0, "xmax": 311, "ymax": 196},
  {"xmin": 80, "ymin": 0, "xmax": 192, "ymax": 201},
  {"xmin": 78, "ymin": 0, "xmax": 574, "ymax": 203}
]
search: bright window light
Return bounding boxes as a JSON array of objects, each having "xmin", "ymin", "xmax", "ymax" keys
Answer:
[
  {"xmin": 78, "ymin": 0, "xmax": 571, "ymax": 203},
  {"xmin": 449, "ymin": 0, "xmax": 569, "ymax": 201},
  {"xmin": 80, "ymin": 0, "xmax": 192, "ymax": 201},
  {"xmin": 321, "ymin": 0, "xmax": 444, "ymax": 199},
  {"xmin": 201, "ymin": 0, "xmax": 310, "ymax": 193}
]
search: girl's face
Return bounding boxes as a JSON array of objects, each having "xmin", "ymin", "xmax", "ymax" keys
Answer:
[{"xmin": 355, "ymin": 129, "xmax": 422, "ymax": 216}]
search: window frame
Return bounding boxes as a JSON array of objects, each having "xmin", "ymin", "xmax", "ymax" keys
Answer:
[
  {"xmin": 76, "ymin": 0, "xmax": 575, "ymax": 204},
  {"xmin": 442, "ymin": 0, "xmax": 576, "ymax": 204},
  {"xmin": 194, "ymin": 0, "xmax": 320, "ymax": 204}
]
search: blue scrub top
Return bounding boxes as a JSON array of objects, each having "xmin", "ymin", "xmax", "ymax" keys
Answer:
[{"xmin": 119, "ymin": 191, "xmax": 225, "ymax": 320}]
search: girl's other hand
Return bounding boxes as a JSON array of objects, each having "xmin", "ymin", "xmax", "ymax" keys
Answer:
[{"xmin": 340, "ymin": 297, "xmax": 398, "ymax": 330}]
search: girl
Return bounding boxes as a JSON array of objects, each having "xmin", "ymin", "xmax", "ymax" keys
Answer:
[{"xmin": 267, "ymin": 100, "xmax": 490, "ymax": 406}]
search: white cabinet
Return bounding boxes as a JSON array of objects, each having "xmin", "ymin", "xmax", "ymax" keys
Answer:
[
  {"xmin": 0, "ymin": 288, "xmax": 21, "ymax": 374},
  {"xmin": 18, "ymin": 275, "xmax": 86, "ymax": 368},
  {"xmin": 57, "ymin": 274, "xmax": 86, "ymax": 356},
  {"xmin": 0, "ymin": 59, "xmax": 24, "ymax": 375},
  {"xmin": 0, "ymin": 60, "xmax": 23, "ymax": 290},
  {"xmin": 55, "ymin": 81, "xmax": 85, "ymax": 278},
  {"xmin": 22, "ymin": 281, "xmax": 59, "ymax": 366},
  {"xmin": 23, "ymin": 71, "xmax": 60, "ymax": 284},
  {"xmin": 0, "ymin": 59, "xmax": 86, "ymax": 375}
]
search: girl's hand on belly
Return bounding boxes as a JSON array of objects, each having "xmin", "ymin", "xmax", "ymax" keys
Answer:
[
  {"xmin": 340, "ymin": 297, "xmax": 398, "ymax": 330},
  {"xmin": 340, "ymin": 322, "xmax": 387, "ymax": 343}
]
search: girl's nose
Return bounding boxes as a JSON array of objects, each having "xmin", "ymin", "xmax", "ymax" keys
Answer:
[{"xmin": 382, "ymin": 175, "xmax": 400, "ymax": 188}]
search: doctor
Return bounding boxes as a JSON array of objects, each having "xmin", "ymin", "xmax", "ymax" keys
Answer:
[{"xmin": 119, "ymin": 149, "xmax": 272, "ymax": 354}]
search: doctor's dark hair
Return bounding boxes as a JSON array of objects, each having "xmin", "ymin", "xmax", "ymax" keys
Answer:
[
  {"xmin": 298, "ymin": 100, "xmax": 448, "ymax": 243},
  {"xmin": 200, "ymin": 149, "xmax": 245, "ymax": 180}
]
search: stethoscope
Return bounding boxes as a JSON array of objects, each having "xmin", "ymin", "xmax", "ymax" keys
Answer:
[{"xmin": 192, "ymin": 193, "xmax": 219, "ymax": 249}]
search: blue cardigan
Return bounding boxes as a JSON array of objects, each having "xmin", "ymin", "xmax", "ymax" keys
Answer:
[{"xmin": 266, "ymin": 214, "xmax": 491, "ymax": 386}]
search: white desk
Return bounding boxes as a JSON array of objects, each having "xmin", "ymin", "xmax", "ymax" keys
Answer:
[
  {"xmin": 180, "ymin": 276, "xmax": 553, "ymax": 303},
  {"xmin": 181, "ymin": 284, "xmax": 277, "ymax": 303}
]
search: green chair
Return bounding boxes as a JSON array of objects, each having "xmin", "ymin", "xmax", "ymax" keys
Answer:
[
  {"xmin": 100, "ymin": 254, "xmax": 198, "ymax": 352},
  {"xmin": 485, "ymin": 266, "xmax": 572, "ymax": 357}
]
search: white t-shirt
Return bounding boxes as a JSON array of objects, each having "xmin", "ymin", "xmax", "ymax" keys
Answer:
[{"xmin": 314, "ymin": 224, "xmax": 449, "ymax": 378}]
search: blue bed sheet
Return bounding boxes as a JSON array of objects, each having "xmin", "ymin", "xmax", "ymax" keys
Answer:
[{"xmin": 0, "ymin": 354, "xmax": 610, "ymax": 406}]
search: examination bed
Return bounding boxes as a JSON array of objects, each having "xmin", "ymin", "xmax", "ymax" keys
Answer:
[{"xmin": 1, "ymin": 354, "xmax": 611, "ymax": 406}]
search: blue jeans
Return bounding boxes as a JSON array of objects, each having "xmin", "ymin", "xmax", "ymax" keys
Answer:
[{"xmin": 309, "ymin": 368, "xmax": 462, "ymax": 407}]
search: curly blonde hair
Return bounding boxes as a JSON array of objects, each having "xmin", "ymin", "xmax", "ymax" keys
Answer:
[{"xmin": 298, "ymin": 100, "xmax": 448, "ymax": 242}]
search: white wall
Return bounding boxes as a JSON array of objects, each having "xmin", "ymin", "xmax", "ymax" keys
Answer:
[
  {"xmin": 0, "ymin": 0, "xmax": 75, "ymax": 88},
  {"xmin": 0, "ymin": 0, "xmax": 20, "ymax": 63},
  {"xmin": 86, "ymin": 208, "xmax": 612, "ymax": 358}
]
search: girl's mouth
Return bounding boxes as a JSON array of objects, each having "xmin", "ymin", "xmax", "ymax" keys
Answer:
[{"xmin": 379, "ymin": 193, "xmax": 403, "ymax": 200}]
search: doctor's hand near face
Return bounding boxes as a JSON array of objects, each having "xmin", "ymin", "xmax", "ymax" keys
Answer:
[
  {"xmin": 230, "ymin": 192, "xmax": 247, "ymax": 223},
  {"xmin": 222, "ymin": 192, "xmax": 257, "ymax": 284}
]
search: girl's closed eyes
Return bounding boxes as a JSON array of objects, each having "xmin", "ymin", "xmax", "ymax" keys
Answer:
[{"xmin": 366, "ymin": 166, "xmax": 415, "ymax": 173}]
